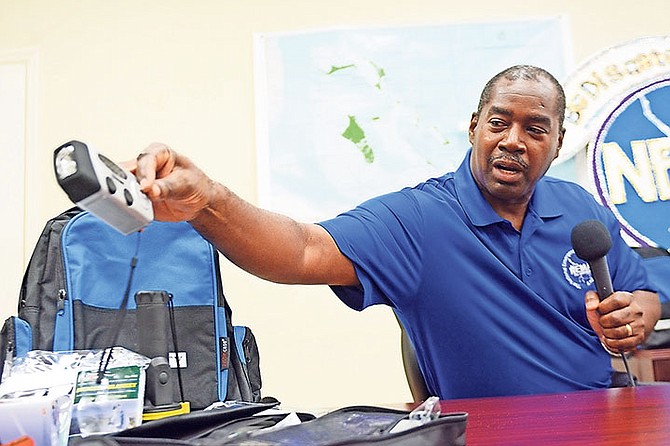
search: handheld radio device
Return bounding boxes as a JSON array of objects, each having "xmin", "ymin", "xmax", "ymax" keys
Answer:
[{"xmin": 54, "ymin": 140, "xmax": 153, "ymax": 235}]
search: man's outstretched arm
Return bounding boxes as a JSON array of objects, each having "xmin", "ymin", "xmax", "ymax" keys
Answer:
[{"xmin": 132, "ymin": 142, "xmax": 358, "ymax": 286}]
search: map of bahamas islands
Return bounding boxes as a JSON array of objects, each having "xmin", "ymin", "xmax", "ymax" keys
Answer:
[{"xmin": 255, "ymin": 18, "xmax": 570, "ymax": 221}]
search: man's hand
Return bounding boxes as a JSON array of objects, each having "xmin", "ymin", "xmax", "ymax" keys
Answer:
[
  {"xmin": 585, "ymin": 289, "xmax": 660, "ymax": 352},
  {"xmin": 128, "ymin": 143, "xmax": 213, "ymax": 222}
]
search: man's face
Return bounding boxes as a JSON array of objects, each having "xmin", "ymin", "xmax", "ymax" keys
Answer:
[{"xmin": 468, "ymin": 77, "xmax": 565, "ymax": 210}]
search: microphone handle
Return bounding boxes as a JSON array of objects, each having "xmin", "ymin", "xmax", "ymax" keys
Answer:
[
  {"xmin": 588, "ymin": 257, "xmax": 614, "ymax": 300},
  {"xmin": 587, "ymin": 257, "xmax": 635, "ymax": 386}
]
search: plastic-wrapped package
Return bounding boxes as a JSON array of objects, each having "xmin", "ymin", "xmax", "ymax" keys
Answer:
[{"xmin": 0, "ymin": 348, "xmax": 150, "ymax": 444}]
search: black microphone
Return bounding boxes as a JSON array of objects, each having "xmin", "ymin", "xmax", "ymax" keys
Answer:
[
  {"xmin": 571, "ymin": 220, "xmax": 636, "ymax": 386},
  {"xmin": 571, "ymin": 220, "xmax": 614, "ymax": 300}
]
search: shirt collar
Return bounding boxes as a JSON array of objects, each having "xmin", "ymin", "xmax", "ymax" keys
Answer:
[{"xmin": 453, "ymin": 149, "xmax": 564, "ymax": 228}]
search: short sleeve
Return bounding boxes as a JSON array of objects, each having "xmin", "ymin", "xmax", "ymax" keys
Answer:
[{"xmin": 318, "ymin": 190, "xmax": 425, "ymax": 311}]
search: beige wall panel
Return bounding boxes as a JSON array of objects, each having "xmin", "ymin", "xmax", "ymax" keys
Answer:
[{"xmin": 1, "ymin": 0, "xmax": 668, "ymax": 408}]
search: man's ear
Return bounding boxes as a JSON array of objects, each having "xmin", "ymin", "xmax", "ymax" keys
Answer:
[
  {"xmin": 468, "ymin": 112, "xmax": 478, "ymax": 145},
  {"xmin": 554, "ymin": 127, "xmax": 566, "ymax": 160}
]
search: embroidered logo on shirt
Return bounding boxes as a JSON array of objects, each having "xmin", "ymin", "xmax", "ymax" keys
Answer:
[{"xmin": 562, "ymin": 249, "xmax": 593, "ymax": 289}]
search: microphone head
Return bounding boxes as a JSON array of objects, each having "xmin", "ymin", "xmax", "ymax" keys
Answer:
[{"xmin": 571, "ymin": 219, "xmax": 612, "ymax": 261}]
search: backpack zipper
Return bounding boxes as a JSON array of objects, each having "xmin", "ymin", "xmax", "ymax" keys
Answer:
[{"xmin": 57, "ymin": 289, "xmax": 67, "ymax": 314}]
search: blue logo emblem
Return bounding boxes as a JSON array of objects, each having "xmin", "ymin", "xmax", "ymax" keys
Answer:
[{"xmin": 589, "ymin": 77, "xmax": 670, "ymax": 248}]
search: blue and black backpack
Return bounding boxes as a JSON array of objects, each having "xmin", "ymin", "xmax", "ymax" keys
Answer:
[{"xmin": 0, "ymin": 208, "xmax": 262, "ymax": 409}]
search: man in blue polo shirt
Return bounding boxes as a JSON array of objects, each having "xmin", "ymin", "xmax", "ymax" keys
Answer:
[{"xmin": 132, "ymin": 65, "xmax": 660, "ymax": 399}]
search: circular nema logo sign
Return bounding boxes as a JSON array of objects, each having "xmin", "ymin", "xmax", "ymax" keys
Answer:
[
  {"xmin": 588, "ymin": 77, "xmax": 670, "ymax": 248},
  {"xmin": 560, "ymin": 35, "xmax": 670, "ymax": 164}
]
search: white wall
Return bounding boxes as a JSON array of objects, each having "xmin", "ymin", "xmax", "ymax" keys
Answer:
[
  {"xmin": 0, "ymin": 51, "xmax": 34, "ymax": 321},
  {"xmin": 1, "ymin": 0, "xmax": 668, "ymax": 409}
]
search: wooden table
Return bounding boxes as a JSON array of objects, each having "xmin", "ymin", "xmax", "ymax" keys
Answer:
[{"xmin": 407, "ymin": 385, "xmax": 670, "ymax": 445}]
